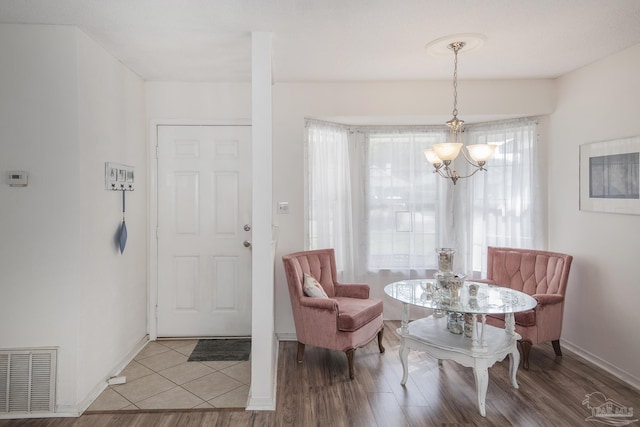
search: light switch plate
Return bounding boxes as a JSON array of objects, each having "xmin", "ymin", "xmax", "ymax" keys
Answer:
[{"xmin": 278, "ymin": 201, "xmax": 289, "ymax": 214}]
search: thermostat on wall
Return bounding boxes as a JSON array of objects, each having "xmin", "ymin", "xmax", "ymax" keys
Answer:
[{"xmin": 8, "ymin": 171, "xmax": 28, "ymax": 187}]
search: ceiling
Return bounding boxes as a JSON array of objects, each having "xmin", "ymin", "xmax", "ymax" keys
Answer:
[{"xmin": 1, "ymin": 0, "xmax": 640, "ymax": 83}]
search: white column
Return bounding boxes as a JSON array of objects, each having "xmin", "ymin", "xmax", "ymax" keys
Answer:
[{"xmin": 247, "ymin": 31, "xmax": 276, "ymax": 410}]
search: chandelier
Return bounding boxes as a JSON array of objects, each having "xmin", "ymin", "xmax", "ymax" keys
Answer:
[{"xmin": 423, "ymin": 41, "xmax": 496, "ymax": 185}]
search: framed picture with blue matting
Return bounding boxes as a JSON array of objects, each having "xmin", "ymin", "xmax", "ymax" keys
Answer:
[{"xmin": 580, "ymin": 136, "xmax": 640, "ymax": 215}]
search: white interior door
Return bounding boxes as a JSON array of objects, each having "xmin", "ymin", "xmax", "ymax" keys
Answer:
[{"xmin": 157, "ymin": 125, "xmax": 252, "ymax": 337}]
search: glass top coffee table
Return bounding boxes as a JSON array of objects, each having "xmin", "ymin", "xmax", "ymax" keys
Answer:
[{"xmin": 384, "ymin": 279, "xmax": 537, "ymax": 417}]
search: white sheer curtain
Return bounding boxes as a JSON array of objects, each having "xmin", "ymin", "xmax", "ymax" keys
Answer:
[
  {"xmin": 306, "ymin": 120, "xmax": 355, "ymax": 279},
  {"xmin": 364, "ymin": 129, "xmax": 445, "ymax": 276},
  {"xmin": 462, "ymin": 118, "xmax": 541, "ymax": 276},
  {"xmin": 306, "ymin": 118, "xmax": 541, "ymax": 281}
]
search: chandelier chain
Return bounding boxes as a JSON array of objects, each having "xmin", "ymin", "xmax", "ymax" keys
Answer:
[{"xmin": 452, "ymin": 44, "xmax": 459, "ymax": 118}]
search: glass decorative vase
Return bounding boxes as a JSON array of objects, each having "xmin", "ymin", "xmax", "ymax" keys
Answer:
[
  {"xmin": 447, "ymin": 312, "xmax": 463, "ymax": 334},
  {"xmin": 436, "ymin": 248, "xmax": 455, "ymax": 273}
]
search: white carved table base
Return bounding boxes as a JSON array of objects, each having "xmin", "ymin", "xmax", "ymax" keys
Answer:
[{"xmin": 398, "ymin": 308, "xmax": 520, "ymax": 417}]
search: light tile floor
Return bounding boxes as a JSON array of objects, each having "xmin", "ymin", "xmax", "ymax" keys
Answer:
[{"xmin": 87, "ymin": 339, "xmax": 250, "ymax": 411}]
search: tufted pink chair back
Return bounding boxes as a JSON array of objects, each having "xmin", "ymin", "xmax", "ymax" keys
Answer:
[
  {"xmin": 283, "ymin": 248, "xmax": 338, "ymax": 298},
  {"xmin": 486, "ymin": 247, "xmax": 573, "ymax": 296}
]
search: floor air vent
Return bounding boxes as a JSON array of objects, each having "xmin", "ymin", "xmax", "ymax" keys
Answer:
[{"xmin": 0, "ymin": 349, "xmax": 57, "ymax": 413}]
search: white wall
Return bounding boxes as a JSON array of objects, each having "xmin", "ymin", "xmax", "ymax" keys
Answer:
[
  {"xmin": 548, "ymin": 43, "xmax": 640, "ymax": 385},
  {"xmin": 145, "ymin": 82, "xmax": 251, "ymax": 120},
  {"xmin": 272, "ymin": 80, "xmax": 556, "ymax": 334},
  {"xmin": 0, "ymin": 24, "xmax": 81, "ymax": 410},
  {"xmin": 0, "ymin": 24, "xmax": 147, "ymax": 412},
  {"xmin": 76, "ymin": 31, "xmax": 147, "ymax": 404}
]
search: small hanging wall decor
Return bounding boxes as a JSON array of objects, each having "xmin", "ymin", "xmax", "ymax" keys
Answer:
[
  {"xmin": 119, "ymin": 190, "xmax": 128, "ymax": 253},
  {"xmin": 106, "ymin": 162, "xmax": 134, "ymax": 253}
]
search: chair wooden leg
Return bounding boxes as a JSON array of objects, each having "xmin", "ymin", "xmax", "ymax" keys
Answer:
[
  {"xmin": 377, "ymin": 328, "xmax": 386, "ymax": 353},
  {"xmin": 519, "ymin": 339, "xmax": 532, "ymax": 370},
  {"xmin": 296, "ymin": 342, "xmax": 305, "ymax": 363},
  {"xmin": 552, "ymin": 340, "xmax": 563, "ymax": 357},
  {"xmin": 345, "ymin": 349, "xmax": 355, "ymax": 380}
]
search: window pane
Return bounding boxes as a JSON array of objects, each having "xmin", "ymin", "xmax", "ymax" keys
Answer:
[{"xmin": 367, "ymin": 132, "xmax": 443, "ymax": 271}]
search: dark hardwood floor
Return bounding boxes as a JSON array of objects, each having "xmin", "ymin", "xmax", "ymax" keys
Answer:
[{"xmin": 2, "ymin": 320, "xmax": 639, "ymax": 426}]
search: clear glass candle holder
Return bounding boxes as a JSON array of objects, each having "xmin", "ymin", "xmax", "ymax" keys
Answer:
[{"xmin": 436, "ymin": 248, "xmax": 455, "ymax": 273}]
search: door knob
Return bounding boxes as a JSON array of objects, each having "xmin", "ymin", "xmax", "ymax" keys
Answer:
[
  {"xmin": 244, "ymin": 224, "xmax": 251, "ymax": 231},
  {"xmin": 243, "ymin": 240, "xmax": 252, "ymax": 248}
]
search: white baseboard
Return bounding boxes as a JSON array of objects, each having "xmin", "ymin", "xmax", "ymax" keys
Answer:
[
  {"xmin": 561, "ymin": 338, "xmax": 640, "ymax": 391},
  {"xmin": 0, "ymin": 408, "xmax": 79, "ymax": 420},
  {"xmin": 275, "ymin": 332, "xmax": 297, "ymax": 341},
  {"xmin": 246, "ymin": 336, "xmax": 278, "ymax": 411},
  {"xmin": 246, "ymin": 395, "xmax": 276, "ymax": 411},
  {"xmin": 77, "ymin": 334, "xmax": 150, "ymax": 414}
]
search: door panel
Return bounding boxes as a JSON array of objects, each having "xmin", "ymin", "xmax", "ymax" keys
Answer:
[{"xmin": 157, "ymin": 125, "xmax": 251, "ymax": 337}]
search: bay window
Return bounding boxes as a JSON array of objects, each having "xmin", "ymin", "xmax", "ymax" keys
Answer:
[{"xmin": 306, "ymin": 118, "xmax": 540, "ymax": 280}]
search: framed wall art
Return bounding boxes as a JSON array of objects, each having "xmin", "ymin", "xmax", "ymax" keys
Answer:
[{"xmin": 580, "ymin": 136, "xmax": 640, "ymax": 215}]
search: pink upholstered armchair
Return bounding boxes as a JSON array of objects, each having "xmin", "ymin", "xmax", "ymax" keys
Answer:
[
  {"xmin": 479, "ymin": 246, "xmax": 573, "ymax": 369},
  {"xmin": 282, "ymin": 249, "xmax": 385, "ymax": 379}
]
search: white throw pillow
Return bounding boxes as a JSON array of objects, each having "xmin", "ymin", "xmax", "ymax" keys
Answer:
[{"xmin": 303, "ymin": 273, "xmax": 329, "ymax": 298}]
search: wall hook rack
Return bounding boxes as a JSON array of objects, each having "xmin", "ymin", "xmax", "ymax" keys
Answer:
[
  {"xmin": 105, "ymin": 162, "xmax": 135, "ymax": 191},
  {"xmin": 111, "ymin": 183, "xmax": 135, "ymax": 191}
]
